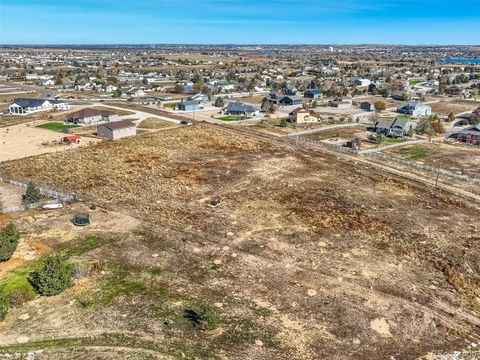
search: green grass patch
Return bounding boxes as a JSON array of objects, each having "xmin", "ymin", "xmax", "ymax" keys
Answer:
[
  {"xmin": 409, "ymin": 80, "xmax": 421, "ymax": 86},
  {"xmin": 76, "ymin": 263, "xmax": 147, "ymax": 308},
  {"xmin": 149, "ymin": 266, "xmax": 164, "ymax": 276},
  {"xmin": 0, "ymin": 261, "xmax": 38, "ymax": 298},
  {"xmin": 163, "ymin": 102, "xmax": 177, "ymax": 109},
  {"xmin": 58, "ymin": 235, "xmax": 111, "ymax": 258},
  {"xmin": 217, "ymin": 116, "xmax": 252, "ymax": 122},
  {"xmin": 36, "ymin": 122, "xmax": 80, "ymax": 131},
  {"xmin": 334, "ymin": 120, "xmax": 349, "ymax": 125},
  {"xmin": 396, "ymin": 146, "xmax": 433, "ymax": 161},
  {"xmin": 397, "ymin": 114, "xmax": 411, "ymax": 119},
  {"xmin": 384, "ymin": 138, "xmax": 406, "ymax": 144}
]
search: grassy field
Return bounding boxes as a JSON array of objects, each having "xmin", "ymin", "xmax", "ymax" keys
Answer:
[
  {"xmin": 394, "ymin": 145, "xmax": 434, "ymax": 161},
  {"xmin": 36, "ymin": 122, "xmax": 80, "ymax": 131},
  {"xmin": 138, "ymin": 118, "xmax": 176, "ymax": 129}
]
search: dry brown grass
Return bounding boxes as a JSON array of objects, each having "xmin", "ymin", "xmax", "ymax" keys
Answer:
[{"xmin": 0, "ymin": 123, "xmax": 479, "ymax": 359}]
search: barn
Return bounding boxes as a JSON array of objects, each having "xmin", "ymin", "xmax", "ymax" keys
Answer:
[{"xmin": 97, "ymin": 120, "xmax": 137, "ymax": 140}]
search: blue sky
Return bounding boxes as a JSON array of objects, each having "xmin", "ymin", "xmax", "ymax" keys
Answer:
[{"xmin": 1, "ymin": 0, "xmax": 479, "ymax": 44}]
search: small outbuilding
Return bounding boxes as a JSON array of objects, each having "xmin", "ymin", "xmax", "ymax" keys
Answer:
[{"xmin": 97, "ymin": 120, "xmax": 137, "ymax": 140}]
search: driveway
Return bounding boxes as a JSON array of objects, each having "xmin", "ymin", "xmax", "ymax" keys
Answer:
[{"xmin": 91, "ymin": 103, "xmax": 181, "ymax": 125}]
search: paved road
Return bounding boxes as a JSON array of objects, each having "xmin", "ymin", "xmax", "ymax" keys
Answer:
[
  {"xmin": 91, "ymin": 103, "xmax": 182, "ymax": 125},
  {"xmin": 1, "ymin": 81, "xmax": 56, "ymax": 98}
]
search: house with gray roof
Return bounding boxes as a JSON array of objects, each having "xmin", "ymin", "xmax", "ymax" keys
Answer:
[
  {"xmin": 223, "ymin": 102, "xmax": 259, "ymax": 117},
  {"xmin": 9, "ymin": 98, "xmax": 69, "ymax": 115},
  {"xmin": 373, "ymin": 118, "xmax": 412, "ymax": 138}
]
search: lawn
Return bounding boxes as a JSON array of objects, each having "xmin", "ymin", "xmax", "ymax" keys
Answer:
[
  {"xmin": 163, "ymin": 102, "xmax": 177, "ymax": 109},
  {"xmin": 36, "ymin": 122, "xmax": 80, "ymax": 132},
  {"xmin": 217, "ymin": 116, "xmax": 252, "ymax": 122},
  {"xmin": 384, "ymin": 138, "xmax": 406, "ymax": 144},
  {"xmin": 0, "ymin": 260, "xmax": 38, "ymax": 299},
  {"xmin": 395, "ymin": 145, "xmax": 434, "ymax": 161},
  {"xmin": 408, "ymin": 80, "xmax": 421, "ymax": 87}
]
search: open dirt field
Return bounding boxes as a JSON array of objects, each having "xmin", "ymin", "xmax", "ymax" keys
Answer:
[
  {"xmin": 0, "ymin": 122, "xmax": 101, "ymax": 162},
  {"xmin": 388, "ymin": 142, "xmax": 480, "ymax": 179},
  {"xmin": 0, "ymin": 123, "xmax": 479, "ymax": 359},
  {"xmin": 429, "ymin": 101, "xmax": 478, "ymax": 116}
]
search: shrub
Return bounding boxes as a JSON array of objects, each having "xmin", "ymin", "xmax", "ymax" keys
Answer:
[
  {"xmin": 184, "ymin": 303, "xmax": 220, "ymax": 330},
  {"xmin": 374, "ymin": 100, "xmax": 386, "ymax": 112},
  {"xmin": 0, "ymin": 290, "xmax": 8, "ymax": 321},
  {"xmin": 0, "ymin": 223, "xmax": 21, "ymax": 262},
  {"xmin": 7, "ymin": 288, "xmax": 35, "ymax": 307},
  {"xmin": 29, "ymin": 255, "xmax": 72, "ymax": 296}
]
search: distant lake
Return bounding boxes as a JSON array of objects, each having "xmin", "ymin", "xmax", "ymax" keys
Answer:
[{"xmin": 435, "ymin": 58, "xmax": 480, "ymax": 64}]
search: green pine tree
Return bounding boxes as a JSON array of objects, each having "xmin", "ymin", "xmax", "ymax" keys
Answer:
[
  {"xmin": 0, "ymin": 223, "xmax": 21, "ymax": 262},
  {"xmin": 0, "ymin": 290, "xmax": 8, "ymax": 321},
  {"xmin": 29, "ymin": 255, "xmax": 72, "ymax": 296},
  {"xmin": 24, "ymin": 182, "xmax": 41, "ymax": 204}
]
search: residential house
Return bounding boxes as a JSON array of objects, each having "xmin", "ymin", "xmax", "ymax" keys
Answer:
[
  {"xmin": 65, "ymin": 108, "xmax": 112, "ymax": 125},
  {"xmin": 397, "ymin": 101, "xmax": 431, "ymax": 117},
  {"xmin": 373, "ymin": 118, "xmax": 412, "ymax": 138},
  {"xmin": 354, "ymin": 78, "xmax": 371, "ymax": 87},
  {"xmin": 188, "ymin": 93, "xmax": 209, "ymax": 103},
  {"xmin": 360, "ymin": 102, "xmax": 376, "ymax": 112},
  {"xmin": 8, "ymin": 98, "xmax": 69, "ymax": 115},
  {"xmin": 126, "ymin": 87, "xmax": 146, "ymax": 98},
  {"xmin": 450, "ymin": 124, "xmax": 480, "ymax": 145},
  {"xmin": 177, "ymin": 100, "xmax": 204, "ymax": 111},
  {"xmin": 282, "ymin": 85, "xmax": 298, "ymax": 96},
  {"xmin": 223, "ymin": 102, "xmax": 260, "ymax": 117},
  {"xmin": 304, "ymin": 89, "xmax": 322, "ymax": 99},
  {"xmin": 97, "ymin": 119, "xmax": 136, "ymax": 140},
  {"xmin": 263, "ymin": 92, "xmax": 283, "ymax": 105},
  {"xmin": 328, "ymin": 98, "xmax": 351, "ymax": 109},
  {"xmin": 289, "ymin": 108, "xmax": 318, "ymax": 124},
  {"xmin": 279, "ymin": 96, "xmax": 303, "ymax": 106}
]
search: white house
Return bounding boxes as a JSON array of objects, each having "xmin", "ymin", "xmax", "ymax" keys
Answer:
[{"xmin": 8, "ymin": 98, "xmax": 69, "ymax": 115}]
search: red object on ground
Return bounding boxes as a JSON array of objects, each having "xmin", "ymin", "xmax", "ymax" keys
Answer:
[{"xmin": 63, "ymin": 135, "xmax": 81, "ymax": 143}]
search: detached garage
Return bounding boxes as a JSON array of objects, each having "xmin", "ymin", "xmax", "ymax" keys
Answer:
[{"xmin": 97, "ymin": 120, "xmax": 136, "ymax": 140}]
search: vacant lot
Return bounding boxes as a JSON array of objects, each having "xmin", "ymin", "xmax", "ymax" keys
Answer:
[
  {"xmin": 429, "ymin": 101, "xmax": 477, "ymax": 116},
  {"xmin": 137, "ymin": 117, "xmax": 177, "ymax": 129},
  {"xmin": 0, "ymin": 124, "xmax": 479, "ymax": 359},
  {"xmin": 388, "ymin": 142, "xmax": 480, "ymax": 178},
  {"xmin": 0, "ymin": 122, "xmax": 100, "ymax": 162}
]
